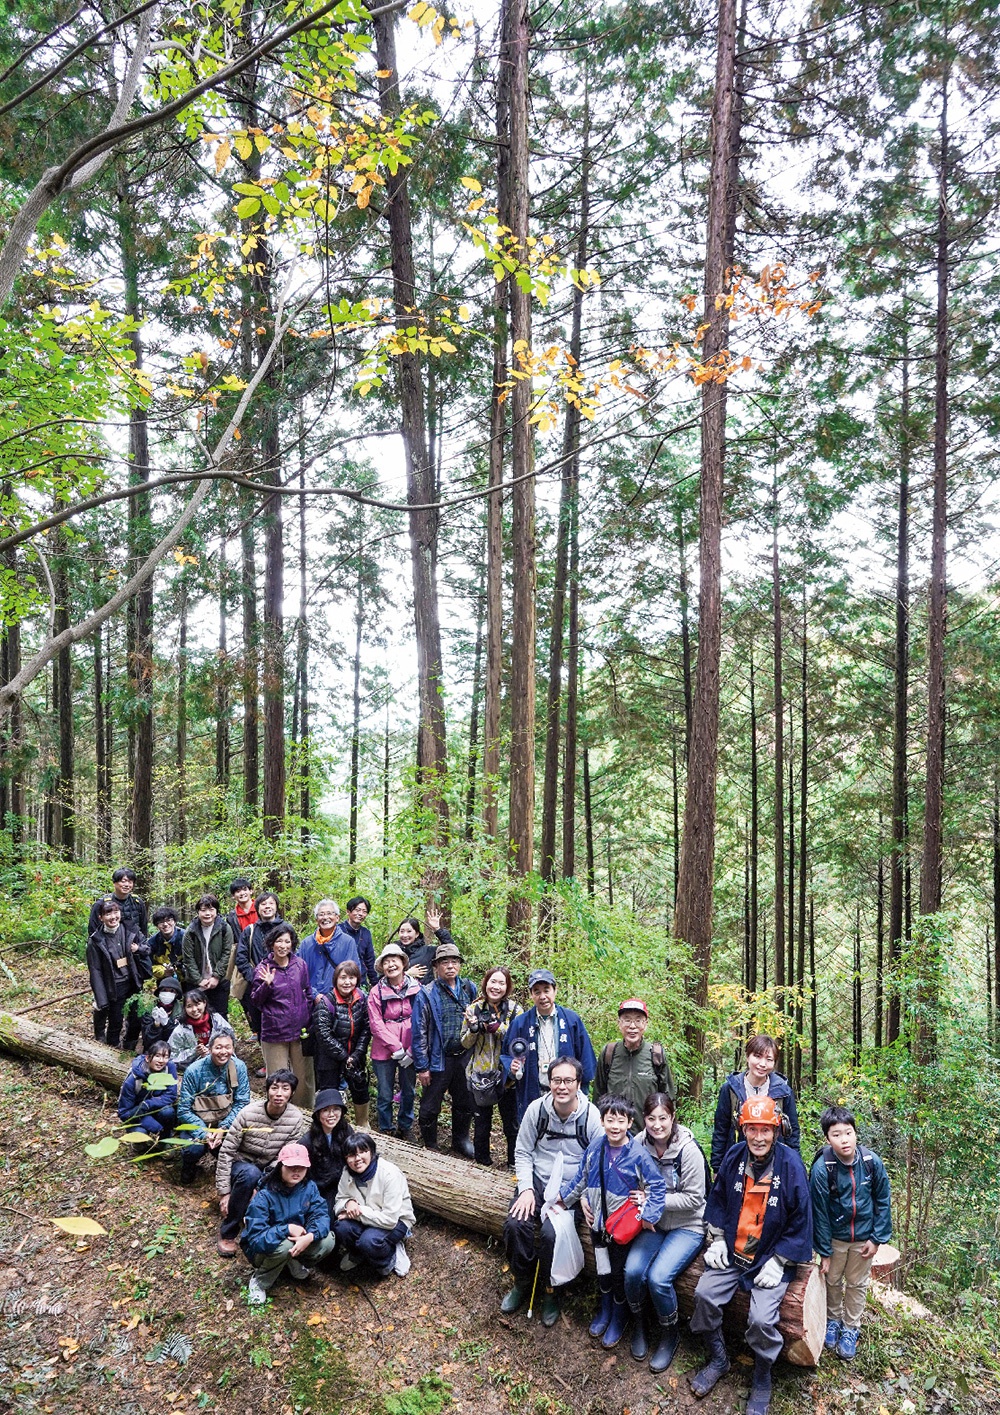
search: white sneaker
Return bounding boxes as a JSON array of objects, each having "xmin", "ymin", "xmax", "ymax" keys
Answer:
[
  {"xmin": 247, "ymin": 1275, "xmax": 268, "ymax": 1306},
  {"xmin": 287, "ymin": 1259, "xmax": 311, "ymax": 1281}
]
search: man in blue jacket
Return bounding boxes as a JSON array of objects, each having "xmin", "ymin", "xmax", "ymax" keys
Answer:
[
  {"xmin": 502, "ymin": 969, "xmax": 597, "ymax": 1121},
  {"xmin": 690, "ymin": 1096, "xmax": 813, "ymax": 1415},
  {"xmin": 300, "ymin": 899, "xmax": 360, "ymax": 997},
  {"xmin": 411, "ymin": 941, "xmax": 477, "ymax": 1158},
  {"xmin": 176, "ymin": 1032, "xmax": 251, "ymax": 1184}
]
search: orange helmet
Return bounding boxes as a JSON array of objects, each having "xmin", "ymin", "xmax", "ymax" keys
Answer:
[{"xmin": 738, "ymin": 1096, "xmax": 782, "ymax": 1129}]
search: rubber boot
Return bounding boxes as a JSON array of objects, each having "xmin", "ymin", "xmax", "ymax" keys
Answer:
[
  {"xmin": 589, "ymin": 1282, "xmax": 614, "ymax": 1338},
  {"xmin": 629, "ymin": 1304, "xmax": 648, "ymax": 1361},
  {"xmin": 602, "ymin": 1297, "xmax": 629, "ymax": 1349},
  {"xmin": 690, "ymin": 1329, "xmax": 730, "ymax": 1398},
  {"xmin": 745, "ymin": 1355, "xmax": 773, "ymax": 1415},
  {"xmin": 452, "ymin": 1133, "xmax": 476, "ymax": 1160},
  {"xmin": 354, "ymin": 1102, "xmax": 370, "ymax": 1130},
  {"xmin": 649, "ymin": 1314, "xmax": 679, "ymax": 1374}
]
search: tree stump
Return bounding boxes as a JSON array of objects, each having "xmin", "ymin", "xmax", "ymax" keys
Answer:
[{"xmin": 0, "ymin": 1012, "xmax": 825, "ymax": 1363}]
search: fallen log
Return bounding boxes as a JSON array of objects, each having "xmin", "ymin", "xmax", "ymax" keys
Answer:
[{"xmin": 0, "ymin": 1012, "xmax": 824, "ymax": 1364}]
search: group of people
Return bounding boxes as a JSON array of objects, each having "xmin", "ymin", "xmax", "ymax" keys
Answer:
[{"xmin": 89, "ymin": 870, "xmax": 892, "ymax": 1415}]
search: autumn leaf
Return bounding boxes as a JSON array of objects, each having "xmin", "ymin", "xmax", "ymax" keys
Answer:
[
  {"xmin": 52, "ymin": 1216, "xmax": 107, "ymax": 1236},
  {"xmin": 461, "ymin": 176, "xmax": 482, "ymax": 193},
  {"xmin": 306, "ymin": 1312, "xmax": 326, "ymax": 1326}
]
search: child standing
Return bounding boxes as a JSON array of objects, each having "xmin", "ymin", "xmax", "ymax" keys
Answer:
[
  {"xmin": 560, "ymin": 1094, "xmax": 667, "ymax": 1350},
  {"xmin": 810, "ymin": 1104, "xmax": 892, "ymax": 1361}
]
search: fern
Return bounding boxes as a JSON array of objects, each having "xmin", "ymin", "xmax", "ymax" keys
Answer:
[{"xmin": 146, "ymin": 1332, "xmax": 193, "ymax": 1366}]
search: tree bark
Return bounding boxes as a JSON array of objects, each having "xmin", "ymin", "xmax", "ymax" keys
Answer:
[
  {"xmin": 240, "ymin": 500, "xmax": 260, "ymax": 813},
  {"xmin": 215, "ymin": 537, "xmax": 231, "ymax": 812},
  {"xmin": 297, "ymin": 450, "xmax": 310, "ymax": 841},
  {"xmin": 374, "ymin": 11, "xmax": 449, "ymax": 863},
  {"xmin": 772, "ymin": 502, "xmax": 786, "ymax": 1005},
  {"xmin": 562, "ymin": 474, "xmax": 580, "ymax": 881},
  {"xmin": 349, "ymin": 557, "xmax": 364, "ymax": 884},
  {"xmin": 176, "ymin": 571, "xmax": 188, "ymax": 845},
  {"xmin": 53, "ymin": 527, "xmax": 74, "ymax": 860},
  {"xmin": 795, "ymin": 584, "xmax": 807, "ymax": 1088},
  {"xmin": 887, "ymin": 327, "xmax": 910, "ymax": 1046},
  {"xmin": 673, "ymin": 0, "xmax": 739, "ymax": 1089},
  {"xmin": 465, "ymin": 560, "xmax": 485, "ymax": 844},
  {"xmin": 93, "ymin": 575, "xmax": 110, "ymax": 860},
  {"xmin": 505, "ymin": 0, "xmax": 536, "ymax": 946},
  {"xmin": 749, "ymin": 638, "xmax": 759, "ymax": 991},
  {"xmin": 583, "ymin": 745, "xmax": 595, "ymax": 897},
  {"xmin": 917, "ymin": 77, "xmax": 949, "ymax": 1063}
]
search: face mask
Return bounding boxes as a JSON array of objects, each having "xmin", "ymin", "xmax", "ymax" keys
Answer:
[{"xmin": 158, "ymin": 993, "xmax": 176, "ymax": 1007}]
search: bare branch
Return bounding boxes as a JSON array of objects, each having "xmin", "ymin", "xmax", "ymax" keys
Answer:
[{"xmin": 0, "ymin": 2, "xmax": 157, "ymax": 119}]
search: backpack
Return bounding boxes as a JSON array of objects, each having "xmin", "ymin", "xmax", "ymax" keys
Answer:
[
  {"xmin": 667, "ymin": 1136, "xmax": 713, "ymax": 1199},
  {"xmin": 601, "ymin": 1040, "xmax": 671, "ymax": 1094},
  {"xmin": 535, "ymin": 1104, "xmax": 592, "ymax": 1151},
  {"xmin": 814, "ymin": 1144, "xmax": 875, "ymax": 1210}
]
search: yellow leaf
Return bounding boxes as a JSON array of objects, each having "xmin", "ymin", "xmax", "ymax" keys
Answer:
[
  {"xmin": 306, "ymin": 1312, "xmax": 326, "ymax": 1326},
  {"xmin": 214, "ymin": 138, "xmax": 231, "ymax": 174},
  {"xmin": 458, "ymin": 305, "xmax": 470, "ymax": 321},
  {"xmin": 460, "ymin": 176, "xmax": 482, "ymax": 193},
  {"xmin": 408, "ymin": 1, "xmax": 428, "ymax": 19},
  {"xmin": 376, "ymin": 68, "xmax": 393, "ymax": 78},
  {"xmin": 52, "ymin": 1216, "xmax": 107, "ymax": 1236},
  {"xmin": 357, "ymin": 187, "xmax": 371, "ymax": 210}
]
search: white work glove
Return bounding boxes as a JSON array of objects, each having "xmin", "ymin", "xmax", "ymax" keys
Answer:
[
  {"xmin": 754, "ymin": 1256, "xmax": 785, "ymax": 1289},
  {"xmin": 704, "ymin": 1238, "xmax": 730, "ymax": 1270},
  {"xmin": 150, "ymin": 1006, "xmax": 168, "ymax": 1026},
  {"xmin": 394, "ymin": 1049, "xmax": 414, "ymax": 1068}
]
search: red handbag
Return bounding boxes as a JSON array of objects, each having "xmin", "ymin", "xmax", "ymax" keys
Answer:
[{"xmin": 605, "ymin": 1199, "xmax": 643, "ymax": 1245}]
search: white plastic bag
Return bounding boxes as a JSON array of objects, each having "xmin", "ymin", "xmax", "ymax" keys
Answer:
[
  {"xmin": 394, "ymin": 1242, "xmax": 411, "ymax": 1276},
  {"xmin": 541, "ymin": 1152, "xmax": 585, "ymax": 1287}
]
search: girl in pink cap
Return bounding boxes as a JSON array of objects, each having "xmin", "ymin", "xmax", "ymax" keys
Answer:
[{"xmin": 240, "ymin": 1141, "xmax": 335, "ymax": 1304}]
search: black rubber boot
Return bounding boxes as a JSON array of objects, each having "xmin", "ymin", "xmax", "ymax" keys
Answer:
[
  {"xmin": 745, "ymin": 1355, "xmax": 773, "ymax": 1415},
  {"xmin": 602, "ymin": 1298, "xmax": 629, "ymax": 1349},
  {"xmin": 649, "ymin": 1314, "xmax": 679, "ymax": 1374},
  {"xmin": 589, "ymin": 1283, "xmax": 614, "ymax": 1338},
  {"xmin": 452, "ymin": 1134, "xmax": 476, "ymax": 1160},
  {"xmin": 629, "ymin": 1304, "xmax": 648, "ymax": 1361},
  {"xmin": 690, "ymin": 1329, "xmax": 731, "ymax": 1398}
]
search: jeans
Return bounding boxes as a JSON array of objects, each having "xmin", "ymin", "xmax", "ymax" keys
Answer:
[
  {"xmin": 624, "ymin": 1226, "xmax": 705, "ymax": 1320},
  {"xmin": 373, "ymin": 1057, "xmax": 415, "ymax": 1133},
  {"xmin": 130, "ymin": 1107, "xmax": 177, "ymax": 1138},
  {"xmin": 219, "ymin": 1159, "xmax": 264, "ymax": 1239},
  {"xmin": 333, "ymin": 1218, "xmax": 408, "ymax": 1275}
]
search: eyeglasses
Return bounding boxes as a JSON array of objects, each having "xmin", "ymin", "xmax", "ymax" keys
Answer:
[{"xmin": 550, "ymin": 1077, "xmax": 577, "ymax": 1087}]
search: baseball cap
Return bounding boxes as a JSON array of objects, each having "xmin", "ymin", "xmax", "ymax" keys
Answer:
[
  {"xmin": 277, "ymin": 1142, "xmax": 311, "ymax": 1167},
  {"xmin": 618, "ymin": 998, "xmax": 648, "ymax": 1017},
  {"xmin": 528, "ymin": 968, "xmax": 557, "ymax": 988}
]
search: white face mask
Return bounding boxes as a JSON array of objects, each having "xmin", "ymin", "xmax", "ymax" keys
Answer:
[{"xmin": 158, "ymin": 993, "xmax": 177, "ymax": 1007}]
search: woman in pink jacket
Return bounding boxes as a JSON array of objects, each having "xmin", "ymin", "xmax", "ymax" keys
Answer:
[{"xmin": 367, "ymin": 943, "xmax": 421, "ymax": 1139}]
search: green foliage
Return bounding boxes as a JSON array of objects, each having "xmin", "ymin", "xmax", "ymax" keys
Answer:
[{"xmin": 382, "ymin": 1375, "xmax": 452, "ymax": 1415}]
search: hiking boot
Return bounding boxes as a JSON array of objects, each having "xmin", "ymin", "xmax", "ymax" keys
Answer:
[
  {"xmin": 825, "ymin": 1317, "xmax": 843, "ymax": 1350},
  {"xmin": 501, "ymin": 1280, "xmax": 529, "ymax": 1314},
  {"xmin": 836, "ymin": 1326, "xmax": 860, "ymax": 1361},
  {"xmin": 629, "ymin": 1306, "xmax": 648, "ymax": 1361},
  {"xmin": 588, "ymin": 1287, "xmax": 614, "ymax": 1338},
  {"xmin": 178, "ymin": 1156, "xmax": 199, "ymax": 1186},
  {"xmin": 287, "ymin": 1259, "xmax": 311, "ymax": 1281},
  {"xmin": 216, "ymin": 1234, "xmax": 238, "ymax": 1258},
  {"xmin": 649, "ymin": 1317, "xmax": 679, "ymax": 1374},
  {"xmin": 394, "ymin": 1127, "xmax": 412, "ymax": 1142},
  {"xmin": 601, "ymin": 1298, "xmax": 629, "ymax": 1349},
  {"xmin": 746, "ymin": 1355, "xmax": 773, "ymax": 1415},
  {"xmin": 690, "ymin": 1329, "xmax": 730, "ymax": 1398},
  {"xmin": 539, "ymin": 1289, "xmax": 561, "ymax": 1327},
  {"xmin": 247, "ymin": 1275, "xmax": 268, "ymax": 1306}
]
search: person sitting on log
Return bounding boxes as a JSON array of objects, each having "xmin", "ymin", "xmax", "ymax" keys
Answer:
[
  {"xmin": 141, "ymin": 975, "xmax": 185, "ymax": 1052},
  {"xmin": 304, "ymin": 1088, "xmax": 354, "ymax": 1214},
  {"xmin": 689, "ymin": 1095, "xmax": 813, "ymax": 1415},
  {"xmin": 811, "ymin": 1104, "xmax": 892, "ymax": 1363},
  {"xmin": 241, "ymin": 1142, "xmax": 335, "ymax": 1306},
  {"xmin": 300, "ymin": 899, "xmax": 358, "ymax": 999},
  {"xmin": 215, "ymin": 1067, "xmax": 308, "ymax": 1258},
  {"xmin": 501, "ymin": 1055, "xmax": 602, "ymax": 1327},
  {"xmin": 593, "ymin": 998, "xmax": 676, "ymax": 1131},
  {"xmin": 411, "ymin": 940, "xmax": 477, "ymax": 1158},
  {"xmin": 87, "ymin": 867, "xmax": 148, "ymax": 941},
  {"xmin": 461, "ymin": 965, "xmax": 522, "ymax": 1167},
  {"xmin": 86, "ymin": 895, "xmax": 150, "ymax": 1051},
  {"xmin": 168, "ymin": 987, "xmax": 234, "ymax": 1071},
  {"xmin": 176, "ymin": 1031, "xmax": 250, "ymax": 1185},
  {"xmin": 559, "ymin": 1093, "xmax": 667, "ymax": 1352},
  {"xmin": 710, "ymin": 1033, "xmax": 800, "ymax": 1174},
  {"xmin": 147, "ymin": 905, "xmax": 185, "ymax": 980},
  {"xmin": 623, "ymin": 1092, "xmax": 707, "ymax": 1373},
  {"xmin": 180, "ymin": 894, "xmax": 236, "ymax": 1020},
  {"xmin": 502, "ymin": 969, "xmax": 597, "ymax": 1123},
  {"xmin": 117, "ymin": 1039, "xmax": 180, "ymax": 1140},
  {"xmin": 333, "ymin": 1133, "xmax": 415, "ymax": 1278}
]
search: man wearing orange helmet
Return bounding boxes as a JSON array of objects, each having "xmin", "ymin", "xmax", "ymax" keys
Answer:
[{"xmin": 689, "ymin": 1095, "xmax": 813, "ymax": 1415}]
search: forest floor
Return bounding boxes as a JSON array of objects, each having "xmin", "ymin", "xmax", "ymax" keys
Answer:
[{"xmin": 0, "ymin": 955, "xmax": 996, "ymax": 1415}]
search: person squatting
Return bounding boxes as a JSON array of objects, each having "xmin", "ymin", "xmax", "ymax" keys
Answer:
[{"xmin": 96, "ymin": 872, "xmax": 892, "ymax": 1413}]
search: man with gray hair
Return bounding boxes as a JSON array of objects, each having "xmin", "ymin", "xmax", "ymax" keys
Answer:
[{"xmin": 299, "ymin": 899, "xmax": 359, "ymax": 998}]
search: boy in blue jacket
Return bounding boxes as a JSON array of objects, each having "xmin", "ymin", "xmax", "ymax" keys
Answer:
[
  {"xmin": 690, "ymin": 1096, "xmax": 813, "ymax": 1415},
  {"xmin": 810, "ymin": 1104, "xmax": 892, "ymax": 1362},
  {"xmin": 240, "ymin": 1142, "xmax": 335, "ymax": 1305}
]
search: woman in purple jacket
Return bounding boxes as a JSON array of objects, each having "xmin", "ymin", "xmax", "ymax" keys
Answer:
[{"xmin": 249, "ymin": 923, "xmax": 315, "ymax": 1110}]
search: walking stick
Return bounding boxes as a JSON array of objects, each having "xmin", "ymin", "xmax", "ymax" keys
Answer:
[{"xmin": 526, "ymin": 1257, "xmax": 541, "ymax": 1319}]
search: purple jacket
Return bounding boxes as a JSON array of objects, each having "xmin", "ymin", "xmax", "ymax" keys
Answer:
[{"xmin": 249, "ymin": 953, "xmax": 314, "ymax": 1043}]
